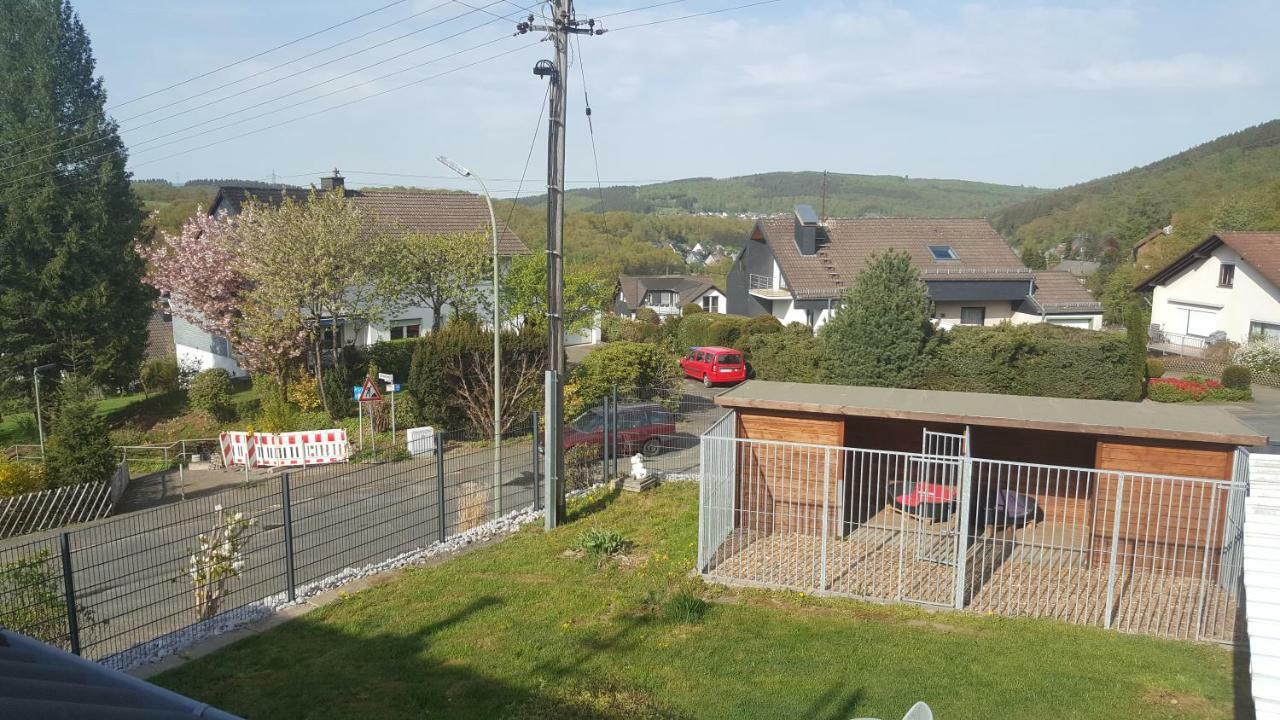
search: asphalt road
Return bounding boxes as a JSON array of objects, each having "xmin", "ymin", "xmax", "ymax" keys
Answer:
[{"xmin": 0, "ymin": 385, "xmax": 731, "ymax": 662}]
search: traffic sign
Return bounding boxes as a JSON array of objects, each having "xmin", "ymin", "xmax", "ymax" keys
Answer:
[
  {"xmin": 358, "ymin": 377, "xmax": 383, "ymax": 403},
  {"xmin": 377, "ymin": 372, "xmax": 394, "ymax": 384},
  {"xmin": 352, "ymin": 386, "xmax": 363, "ymax": 401}
]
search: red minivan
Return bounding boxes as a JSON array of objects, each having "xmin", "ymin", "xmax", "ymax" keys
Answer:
[{"xmin": 680, "ymin": 346, "xmax": 747, "ymax": 387}]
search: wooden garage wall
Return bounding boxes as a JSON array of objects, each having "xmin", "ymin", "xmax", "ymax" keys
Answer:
[
  {"xmin": 1092, "ymin": 439, "xmax": 1236, "ymax": 576},
  {"xmin": 736, "ymin": 410, "xmax": 844, "ymax": 535}
]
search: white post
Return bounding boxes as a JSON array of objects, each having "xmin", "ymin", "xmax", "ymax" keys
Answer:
[
  {"xmin": 820, "ymin": 448, "xmax": 831, "ymax": 590},
  {"xmin": 953, "ymin": 454, "xmax": 974, "ymax": 609},
  {"xmin": 1104, "ymin": 473, "xmax": 1126, "ymax": 628},
  {"xmin": 33, "ymin": 372, "xmax": 45, "ymax": 458},
  {"xmin": 390, "ymin": 386, "xmax": 397, "ymax": 451},
  {"xmin": 358, "ymin": 401, "xmax": 364, "ymax": 452}
]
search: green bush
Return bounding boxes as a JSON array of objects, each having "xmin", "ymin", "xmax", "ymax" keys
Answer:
[
  {"xmin": 1204, "ymin": 386, "xmax": 1252, "ymax": 402},
  {"xmin": 44, "ymin": 375, "xmax": 117, "ymax": 487},
  {"xmin": 253, "ymin": 376, "xmax": 298, "ymax": 432},
  {"xmin": 738, "ymin": 331, "xmax": 827, "ymax": 383},
  {"xmin": 367, "ymin": 339, "xmax": 416, "ymax": 384},
  {"xmin": 0, "ymin": 550, "xmax": 94, "ymax": 651},
  {"xmin": 139, "ymin": 357, "xmax": 179, "ymax": 395},
  {"xmin": 1145, "ymin": 358, "xmax": 1166, "ymax": 378},
  {"xmin": 1235, "ymin": 340, "xmax": 1280, "ymax": 374},
  {"xmin": 681, "ymin": 303, "xmax": 703, "ymax": 316},
  {"xmin": 922, "ymin": 323, "xmax": 1141, "ymax": 401},
  {"xmin": 188, "ymin": 369, "xmax": 233, "ymax": 420},
  {"xmin": 634, "ymin": 307, "xmax": 660, "ymax": 325},
  {"xmin": 0, "ymin": 460, "xmax": 46, "ymax": 497},
  {"xmin": 572, "ymin": 527, "xmax": 630, "ymax": 565},
  {"xmin": 232, "ymin": 396, "xmax": 260, "ymax": 422},
  {"xmin": 1222, "ymin": 364, "xmax": 1252, "ymax": 390},
  {"xmin": 1147, "ymin": 382, "xmax": 1196, "ymax": 402},
  {"xmin": 742, "ymin": 314, "xmax": 784, "ymax": 337},
  {"xmin": 566, "ymin": 342, "xmax": 679, "ymax": 418}
]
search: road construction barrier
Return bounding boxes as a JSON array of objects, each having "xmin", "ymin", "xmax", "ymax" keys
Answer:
[
  {"xmin": 219, "ymin": 430, "xmax": 350, "ymax": 469},
  {"xmin": 406, "ymin": 426, "xmax": 436, "ymax": 456}
]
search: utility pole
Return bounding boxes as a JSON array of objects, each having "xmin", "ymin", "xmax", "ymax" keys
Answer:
[{"xmin": 518, "ymin": 2, "xmax": 603, "ymax": 527}]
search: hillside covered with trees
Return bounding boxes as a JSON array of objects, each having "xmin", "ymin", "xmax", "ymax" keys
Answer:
[{"xmin": 519, "ymin": 171, "xmax": 1046, "ymax": 217}]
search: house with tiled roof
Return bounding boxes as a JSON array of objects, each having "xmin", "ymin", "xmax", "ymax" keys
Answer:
[
  {"xmin": 1135, "ymin": 232, "xmax": 1280, "ymax": 351},
  {"xmin": 615, "ymin": 274, "xmax": 726, "ymax": 319},
  {"xmin": 727, "ymin": 205, "xmax": 1099, "ymax": 330},
  {"xmin": 157, "ymin": 171, "xmax": 528, "ymax": 376},
  {"xmin": 1013, "ymin": 270, "xmax": 1104, "ymax": 329}
]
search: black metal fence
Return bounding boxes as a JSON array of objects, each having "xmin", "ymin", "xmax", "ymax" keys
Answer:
[{"xmin": 0, "ymin": 384, "xmax": 727, "ymax": 666}]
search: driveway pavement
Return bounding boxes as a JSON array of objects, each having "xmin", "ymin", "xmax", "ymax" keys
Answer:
[{"xmin": 1223, "ymin": 383, "xmax": 1280, "ymax": 446}]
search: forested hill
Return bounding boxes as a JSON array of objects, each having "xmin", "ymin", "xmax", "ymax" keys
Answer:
[
  {"xmin": 518, "ymin": 171, "xmax": 1046, "ymax": 217},
  {"xmin": 993, "ymin": 119, "xmax": 1280, "ymax": 255}
]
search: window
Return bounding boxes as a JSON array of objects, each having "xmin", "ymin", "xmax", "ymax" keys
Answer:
[
  {"xmin": 210, "ymin": 335, "xmax": 230, "ymax": 357},
  {"xmin": 1250, "ymin": 321, "xmax": 1280, "ymax": 342},
  {"xmin": 716, "ymin": 354, "xmax": 742, "ymax": 365},
  {"xmin": 701, "ymin": 294, "xmax": 720, "ymax": 313},
  {"xmin": 572, "ymin": 409, "xmax": 604, "ymax": 432},
  {"xmin": 390, "ymin": 319, "xmax": 422, "ymax": 340},
  {"xmin": 645, "ymin": 290, "xmax": 677, "ymax": 307},
  {"xmin": 928, "ymin": 245, "xmax": 959, "ymax": 261},
  {"xmin": 960, "ymin": 306, "xmax": 986, "ymax": 325},
  {"xmin": 1219, "ymin": 263, "xmax": 1236, "ymax": 288}
]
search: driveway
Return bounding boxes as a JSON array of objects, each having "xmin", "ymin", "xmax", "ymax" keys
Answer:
[{"xmin": 1223, "ymin": 383, "xmax": 1280, "ymax": 445}]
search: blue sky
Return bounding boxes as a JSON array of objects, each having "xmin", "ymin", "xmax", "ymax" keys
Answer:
[{"xmin": 74, "ymin": 1, "xmax": 1280, "ymax": 194}]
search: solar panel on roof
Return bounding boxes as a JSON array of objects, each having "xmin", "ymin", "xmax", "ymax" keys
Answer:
[{"xmin": 794, "ymin": 204, "xmax": 820, "ymax": 226}]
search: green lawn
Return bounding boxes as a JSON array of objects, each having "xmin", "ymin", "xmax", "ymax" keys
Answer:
[{"xmin": 153, "ymin": 484, "xmax": 1241, "ymax": 720}]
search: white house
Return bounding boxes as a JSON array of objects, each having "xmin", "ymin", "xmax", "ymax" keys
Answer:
[
  {"xmin": 726, "ymin": 205, "xmax": 1103, "ymax": 331},
  {"xmin": 1137, "ymin": 232, "xmax": 1280, "ymax": 349},
  {"xmin": 146, "ymin": 171, "xmax": 529, "ymax": 376},
  {"xmin": 615, "ymin": 275, "xmax": 727, "ymax": 320}
]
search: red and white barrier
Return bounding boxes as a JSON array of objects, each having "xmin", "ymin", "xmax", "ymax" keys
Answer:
[{"xmin": 219, "ymin": 429, "xmax": 350, "ymax": 469}]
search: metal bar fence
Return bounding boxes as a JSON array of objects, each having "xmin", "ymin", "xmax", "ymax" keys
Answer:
[
  {"xmin": 0, "ymin": 420, "xmax": 547, "ymax": 664},
  {"xmin": 699, "ymin": 435, "xmax": 1248, "ymax": 643}
]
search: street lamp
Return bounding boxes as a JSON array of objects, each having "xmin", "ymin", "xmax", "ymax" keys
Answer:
[
  {"xmin": 32, "ymin": 363, "xmax": 57, "ymax": 458},
  {"xmin": 437, "ymin": 155, "xmax": 502, "ymax": 516}
]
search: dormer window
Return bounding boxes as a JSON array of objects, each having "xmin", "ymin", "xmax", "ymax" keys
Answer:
[
  {"xmin": 1219, "ymin": 263, "xmax": 1235, "ymax": 288},
  {"xmin": 929, "ymin": 245, "xmax": 959, "ymax": 261}
]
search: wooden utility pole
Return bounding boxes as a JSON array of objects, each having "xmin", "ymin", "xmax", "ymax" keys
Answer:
[{"xmin": 518, "ymin": 2, "xmax": 603, "ymax": 527}]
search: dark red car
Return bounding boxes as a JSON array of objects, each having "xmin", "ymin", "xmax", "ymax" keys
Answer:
[
  {"xmin": 561, "ymin": 402, "xmax": 676, "ymax": 457},
  {"xmin": 679, "ymin": 346, "xmax": 747, "ymax": 387}
]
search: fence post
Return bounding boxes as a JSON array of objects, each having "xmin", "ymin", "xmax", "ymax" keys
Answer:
[
  {"xmin": 1104, "ymin": 473, "xmax": 1126, "ymax": 629},
  {"xmin": 58, "ymin": 532, "xmax": 81, "ymax": 656},
  {"xmin": 601, "ymin": 394, "xmax": 610, "ymax": 483},
  {"xmin": 280, "ymin": 473, "xmax": 297, "ymax": 603},
  {"xmin": 820, "ymin": 449, "xmax": 831, "ymax": 591},
  {"xmin": 1193, "ymin": 481, "xmax": 1221, "ymax": 641},
  {"xmin": 611, "ymin": 385, "xmax": 619, "ymax": 477},
  {"xmin": 531, "ymin": 412, "xmax": 541, "ymax": 511},
  {"xmin": 952, "ymin": 455, "xmax": 974, "ymax": 609},
  {"xmin": 436, "ymin": 432, "xmax": 447, "ymax": 544}
]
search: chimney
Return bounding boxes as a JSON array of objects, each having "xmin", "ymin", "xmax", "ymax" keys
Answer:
[
  {"xmin": 321, "ymin": 168, "xmax": 344, "ymax": 191},
  {"xmin": 794, "ymin": 204, "xmax": 820, "ymax": 255}
]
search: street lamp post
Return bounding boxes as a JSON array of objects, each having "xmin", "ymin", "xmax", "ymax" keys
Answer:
[
  {"xmin": 437, "ymin": 155, "xmax": 502, "ymax": 516},
  {"xmin": 32, "ymin": 363, "xmax": 57, "ymax": 458}
]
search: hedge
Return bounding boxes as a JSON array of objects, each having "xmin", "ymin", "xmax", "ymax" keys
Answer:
[
  {"xmin": 367, "ymin": 339, "xmax": 417, "ymax": 384},
  {"xmin": 921, "ymin": 323, "xmax": 1141, "ymax": 401},
  {"xmin": 737, "ymin": 331, "xmax": 827, "ymax": 383}
]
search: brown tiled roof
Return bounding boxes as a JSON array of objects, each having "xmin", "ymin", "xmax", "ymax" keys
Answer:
[
  {"xmin": 144, "ymin": 309, "xmax": 175, "ymax": 358},
  {"xmin": 758, "ymin": 216, "xmax": 1029, "ymax": 299},
  {"xmin": 1023, "ymin": 270, "xmax": 1103, "ymax": 313},
  {"xmin": 212, "ymin": 187, "xmax": 528, "ymax": 255},
  {"xmin": 617, "ymin": 275, "xmax": 718, "ymax": 312},
  {"xmin": 1135, "ymin": 232, "xmax": 1280, "ymax": 291}
]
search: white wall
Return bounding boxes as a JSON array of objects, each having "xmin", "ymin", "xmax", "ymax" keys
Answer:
[
  {"xmin": 176, "ymin": 344, "xmax": 246, "ymax": 378},
  {"xmin": 1151, "ymin": 245, "xmax": 1280, "ymax": 344},
  {"xmin": 1245, "ymin": 452, "xmax": 1280, "ymax": 719},
  {"xmin": 933, "ymin": 301, "xmax": 1014, "ymax": 330},
  {"xmin": 1010, "ymin": 310, "xmax": 1102, "ymax": 330},
  {"xmin": 695, "ymin": 289, "xmax": 728, "ymax": 314}
]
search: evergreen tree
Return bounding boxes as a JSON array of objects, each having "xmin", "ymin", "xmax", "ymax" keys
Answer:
[
  {"xmin": 820, "ymin": 250, "xmax": 936, "ymax": 388},
  {"xmin": 0, "ymin": 0, "xmax": 152, "ymax": 388},
  {"xmin": 44, "ymin": 374, "xmax": 116, "ymax": 487}
]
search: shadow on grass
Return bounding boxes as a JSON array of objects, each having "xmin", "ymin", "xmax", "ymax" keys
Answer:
[{"xmin": 567, "ymin": 482, "xmax": 624, "ymax": 521}]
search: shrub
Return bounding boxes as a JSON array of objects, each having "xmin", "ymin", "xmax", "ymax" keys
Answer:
[
  {"xmin": 1147, "ymin": 381, "xmax": 1197, "ymax": 403},
  {"xmin": 564, "ymin": 443, "xmax": 602, "ymax": 492},
  {"xmin": 738, "ymin": 331, "xmax": 827, "ymax": 383},
  {"xmin": 1203, "ymin": 340, "xmax": 1239, "ymax": 364},
  {"xmin": 188, "ymin": 369, "xmax": 234, "ymax": 420},
  {"xmin": 621, "ymin": 320, "xmax": 660, "ymax": 343},
  {"xmin": 742, "ymin": 314, "xmax": 784, "ymax": 337},
  {"xmin": 1147, "ymin": 376, "xmax": 1249, "ymax": 402},
  {"xmin": 923, "ymin": 323, "xmax": 1141, "ymax": 401},
  {"xmin": 284, "ymin": 369, "xmax": 323, "ymax": 413},
  {"xmin": 0, "ymin": 550, "xmax": 95, "ymax": 651},
  {"xmin": 572, "ymin": 527, "xmax": 630, "ymax": 564},
  {"xmin": 139, "ymin": 357, "xmax": 179, "ymax": 395},
  {"xmin": 566, "ymin": 342, "xmax": 679, "ymax": 418},
  {"xmin": 1145, "ymin": 358, "xmax": 1166, "ymax": 378},
  {"xmin": 253, "ymin": 376, "xmax": 298, "ymax": 432},
  {"xmin": 0, "ymin": 460, "xmax": 46, "ymax": 497},
  {"xmin": 681, "ymin": 303, "xmax": 703, "ymax": 316},
  {"xmin": 1235, "ymin": 340, "xmax": 1280, "ymax": 374},
  {"xmin": 44, "ymin": 375, "xmax": 117, "ymax": 487},
  {"xmin": 367, "ymin": 339, "xmax": 416, "ymax": 384},
  {"xmin": 1223, "ymin": 364, "xmax": 1253, "ymax": 390},
  {"xmin": 634, "ymin": 307, "xmax": 660, "ymax": 325}
]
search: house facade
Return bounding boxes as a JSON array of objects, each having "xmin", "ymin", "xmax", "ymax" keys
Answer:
[
  {"xmin": 726, "ymin": 205, "xmax": 1102, "ymax": 330},
  {"xmin": 154, "ymin": 171, "xmax": 529, "ymax": 376},
  {"xmin": 615, "ymin": 275, "xmax": 726, "ymax": 320},
  {"xmin": 1137, "ymin": 232, "xmax": 1280, "ymax": 347}
]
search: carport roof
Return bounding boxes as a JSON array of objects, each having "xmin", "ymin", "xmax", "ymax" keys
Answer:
[{"xmin": 715, "ymin": 381, "xmax": 1268, "ymax": 447}]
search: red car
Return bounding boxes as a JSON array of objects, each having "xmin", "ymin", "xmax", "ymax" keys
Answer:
[
  {"xmin": 561, "ymin": 402, "xmax": 676, "ymax": 457},
  {"xmin": 680, "ymin": 346, "xmax": 747, "ymax": 387}
]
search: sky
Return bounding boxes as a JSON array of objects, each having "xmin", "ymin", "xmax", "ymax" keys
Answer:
[{"xmin": 72, "ymin": 0, "xmax": 1280, "ymax": 195}]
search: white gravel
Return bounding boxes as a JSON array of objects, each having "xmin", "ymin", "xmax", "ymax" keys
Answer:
[{"xmin": 106, "ymin": 480, "xmax": 643, "ymax": 673}]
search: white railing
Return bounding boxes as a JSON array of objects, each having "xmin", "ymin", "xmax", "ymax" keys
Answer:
[
  {"xmin": 0, "ymin": 464, "xmax": 128, "ymax": 539},
  {"xmin": 3, "ymin": 445, "xmax": 42, "ymax": 461},
  {"xmin": 699, "ymin": 435, "xmax": 1246, "ymax": 643},
  {"xmin": 1149, "ymin": 328, "xmax": 1211, "ymax": 357},
  {"xmin": 748, "ymin": 273, "xmax": 773, "ymax": 290}
]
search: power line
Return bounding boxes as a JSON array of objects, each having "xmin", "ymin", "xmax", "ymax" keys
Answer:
[
  {"xmin": 609, "ymin": 0, "xmax": 783, "ymax": 32},
  {"xmin": 573, "ymin": 34, "xmax": 606, "ymax": 209},
  {"xmin": 504, "ymin": 81, "xmax": 549, "ymax": 225},
  {"xmin": 2, "ymin": 0, "xmax": 534, "ymax": 172},
  {"xmin": 596, "ymin": 0, "xmax": 688, "ymax": 19},
  {"xmin": 0, "ymin": 41, "xmax": 539, "ymax": 193},
  {"xmin": 0, "ymin": 0, "xmax": 417, "ymax": 151}
]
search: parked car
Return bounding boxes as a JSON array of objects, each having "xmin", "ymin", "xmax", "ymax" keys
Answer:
[
  {"xmin": 548, "ymin": 402, "xmax": 677, "ymax": 457},
  {"xmin": 679, "ymin": 346, "xmax": 746, "ymax": 387}
]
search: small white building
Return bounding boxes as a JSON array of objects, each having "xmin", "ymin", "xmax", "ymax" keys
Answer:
[
  {"xmin": 1137, "ymin": 232, "xmax": 1280, "ymax": 349},
  {"xmin": 615, "ymin": 275, "xmax": 727, "ymax": 320}
]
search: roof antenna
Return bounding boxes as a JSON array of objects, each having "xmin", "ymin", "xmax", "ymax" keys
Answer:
[{"xmin": 820, "ymin": 169, "xmax": 829, "ymax": 222}]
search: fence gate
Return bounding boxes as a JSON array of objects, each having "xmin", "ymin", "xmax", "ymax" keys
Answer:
[{"xmin": 896, "ymin": 427, "xmax": 970, "ymax": 606}]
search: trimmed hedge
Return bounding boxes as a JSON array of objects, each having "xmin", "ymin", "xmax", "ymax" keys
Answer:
[
  {"xmin": 738, "ymin": 331, "xmax": 826, "ymax": 383},
  {"xmin": 367, "ymin": 339, "xmax": 417, "ymax": 385},
  {"xmin": 1145, "ymin": 358, "xmax": 1165, "ymax": 378},
  {"xmin": 922, "ymin": 323, "xmax": 1141, "ymax": 401},
  {"xmin": 1222, "ymin": 364, "xmax": 1252, "ymax": 390}
]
